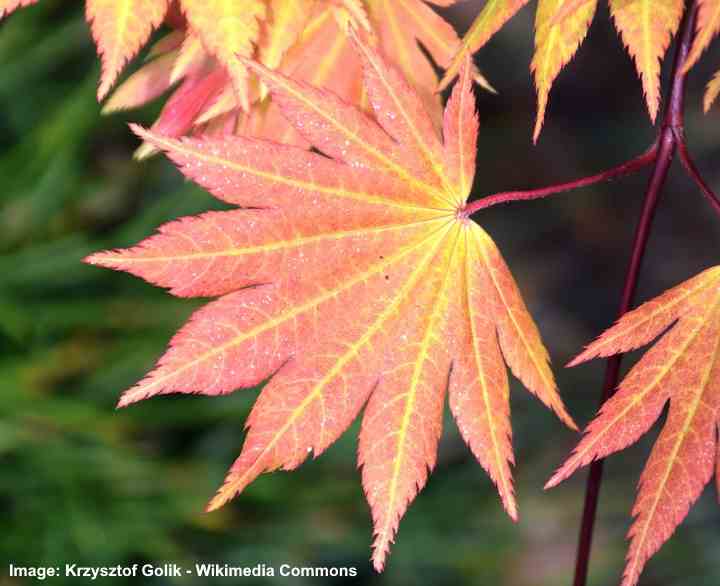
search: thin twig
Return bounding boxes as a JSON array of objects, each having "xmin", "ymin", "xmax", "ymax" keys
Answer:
[
  {"xmin": 674, "ymin": 130, "xmax": 720, "ymax": 217},
  {"xmin": 571, "ymin": 3, "xmax": 698, "ymax": 586},
  {"xmin": 463, "ymin": 144, "xmax": 658, "ymax": 216}
]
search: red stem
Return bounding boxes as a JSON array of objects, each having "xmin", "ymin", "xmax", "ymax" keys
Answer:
[
  {"xmin": 571, "ymin": 3, "xmax": 698, "ymax": 586},
  {"xmin": 675, "ymin": 130, "xmax": 720, "ymax": 217},
  {"xmin": 462, "ymin": 144, "xmax": 658, "ymax": 216}
]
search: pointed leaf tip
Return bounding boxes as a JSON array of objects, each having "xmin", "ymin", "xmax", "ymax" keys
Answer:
[
  {"xmin": 532, "ymin": 0, "xmax": 597, "ymax": 142},
  {"xmin": 568, "ymin": 266, "xmax": 720, "ymax": 368},
  {"xmin": 87, "ymin": 0, "xmax": 170, "ymax": 101},
  {"xmin": 609, "ymin": 0, "xmax": 683, "ymax": 123},
  {"xmin": 704, "ymin": 69, "xmax": 720, "ymax": 113}
]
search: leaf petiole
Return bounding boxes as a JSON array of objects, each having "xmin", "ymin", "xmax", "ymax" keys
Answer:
[{"xmin": 462, "ymin": 142, "xmax": 658, "ymax": 217}]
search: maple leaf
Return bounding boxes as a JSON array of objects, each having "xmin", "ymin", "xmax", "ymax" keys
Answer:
[
  {"xmin": 108, "ymin": 0, "xmax": 492, "ymax": 151},
  {"xmin": 87, "ymin": 39, "xmax": 575, "ymax": 569},
  {"xmin": 439, "ymin": 0, "xmax": 597, "ymax": 140},
  {"xmin": 439, "ymin": 0, "xmax": 529, "ymax": 92},
  {"xmin": 609, "ymin": 0, "xmax": 684, "ymax": 122},
  {"xmin": 531, "ymin": 0, "xmax": 597, "ymax": 141},
  {"xmin": 546, "ymin": 266, "xmax": 720, "ymax": 586},
  {"xmin": 87, "ymin": 0, "xmax": 170, "ymax": 101},
  {"xmin": 236, "ymin": 1, "xmax": 364, "ymax": 146},
  {"xmin": 124, "ymin": 3, "xmax": 329, "ymax": 157},
  {"xmin": 441, "ymin": 0, "xmax": 714, "ymax": 138}
]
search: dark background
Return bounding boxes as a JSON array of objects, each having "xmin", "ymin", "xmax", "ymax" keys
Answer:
[{"xmin": 1, "ymin": 1, "xmax": 719, "ymax": 585}]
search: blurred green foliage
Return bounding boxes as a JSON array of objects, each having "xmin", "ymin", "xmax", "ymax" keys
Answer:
[{"xmin": 1, "ymin": 3, "xmax": 719, "ymax": 586}]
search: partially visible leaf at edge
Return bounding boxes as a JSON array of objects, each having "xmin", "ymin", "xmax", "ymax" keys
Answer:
[
  {"xmin": 704, "ymin": 68, "xmax": 720, "ymax": 112},
  {"xmin": 547, "ymin": 266, "xmax": 720, "ymax": 586},
  {"xmin": 438, "ymin": 0, "xmax": 529, "ymax": 92},
  {"xmin": 682, "ymin": 0, "xmax": 720, "ymax": 73},
  {"xmin": 531, "ymin": 0, "xmax": 597, "ymax": 142},
  {"xmin": 609, "ymin": 0, "xmax": 684, "ymax": 122},
  {"xmin": 86, "ymin": 0, "xmax": 170, "ymax": 100}
]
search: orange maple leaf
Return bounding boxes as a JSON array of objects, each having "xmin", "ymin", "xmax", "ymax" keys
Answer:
[
  {"xmin": 439, "ymin": 0, "xmax": 597, "ymax": 140},
  {"xmin": 108, "ymin": 0, "xmax": 494, "ymax": 154},
  {"xmin": 547, "ymin": 266, "xmax": 720, "ymax": 586},
  {"xmin": 87, "ymin": 40, "xmax": 575, "ymax": 569},
  {"xmin": 443, "ymin": 0, "xmax": 717, "ymax": 138},
  {"xmin": 439, "ymin": 0, "xmax": 598, "ymax": 140},
  {"xmin": 87, "ymin": 0, "xmax": 170, "ymax": 100},
  {"xmin": 609, "ymin": 0, "xmax": 684, "ymax": 122},
  {"xmin": 531, "ymin": 0, "xmax": 597, "ymax": 141},
  {"xmin": 438, "ymin": 0, "xmax": 529, "ymax": 92}
]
